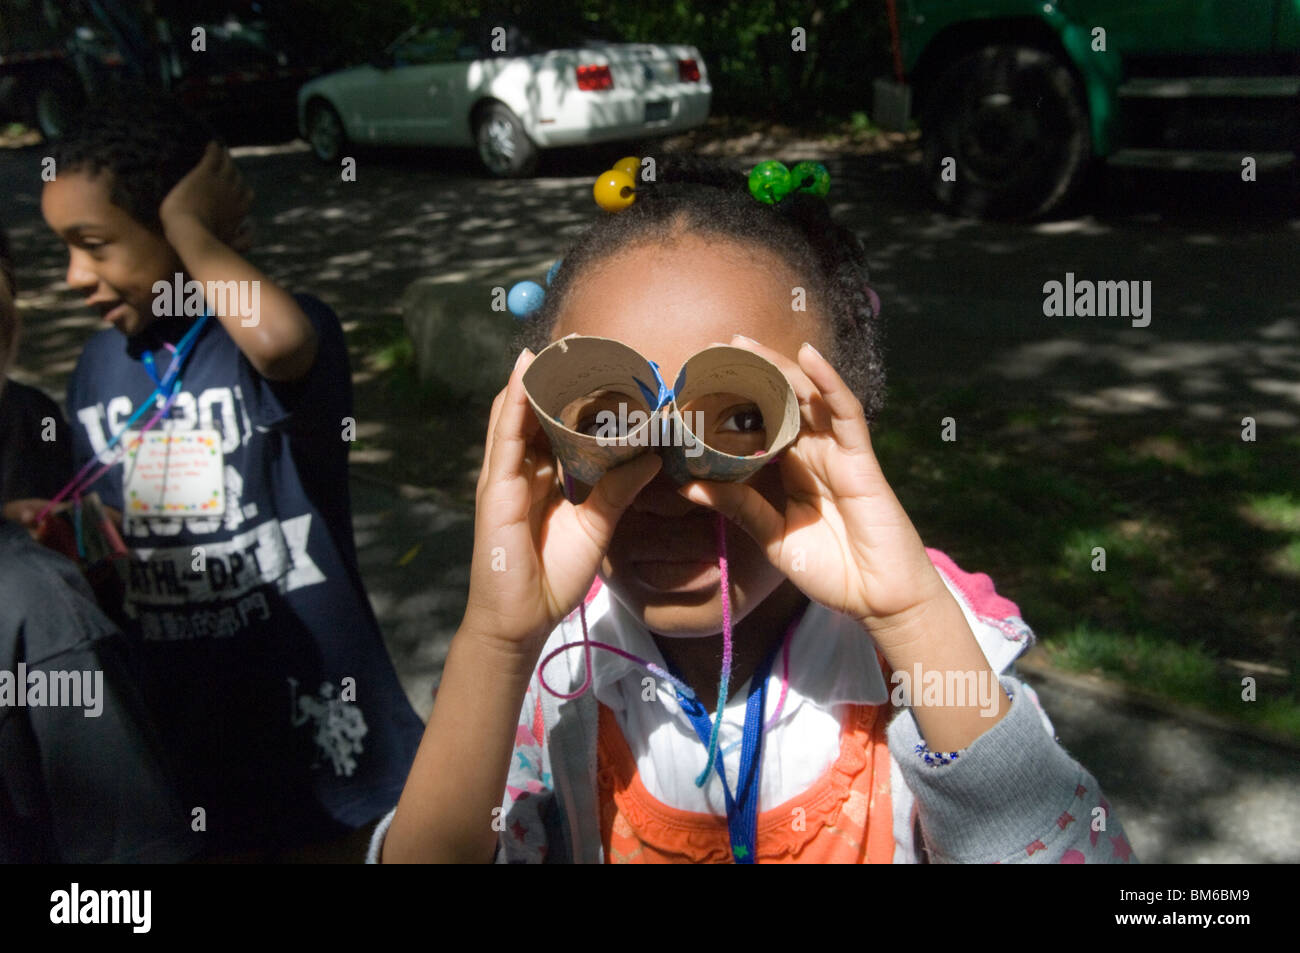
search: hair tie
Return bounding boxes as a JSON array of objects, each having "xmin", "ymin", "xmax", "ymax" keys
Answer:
[
  {"xmin": 593, "ymin": 156, "xmax": 641, "ymax": 212},
  {"xmin": 506, "ymin": 258, "xmax": 563, "ymax": 319},
  {"xmin": 748, "ymin": 160, "xmax": 830, "ymax": 205}
]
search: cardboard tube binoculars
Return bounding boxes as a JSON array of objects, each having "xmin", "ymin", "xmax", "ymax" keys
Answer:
[{"xmin": 522, "ymin": 335, "xmax": 802, "ymax": 487}]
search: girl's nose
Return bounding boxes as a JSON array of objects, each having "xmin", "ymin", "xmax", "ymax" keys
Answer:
[{"xmin": 629, "ymin": 465, "xmax": 699, "ymax": 517}]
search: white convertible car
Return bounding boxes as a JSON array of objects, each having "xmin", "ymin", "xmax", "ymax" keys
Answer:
[{"xmin": 297, "ymin": 19, "xmax": 711, "ymax": 176}]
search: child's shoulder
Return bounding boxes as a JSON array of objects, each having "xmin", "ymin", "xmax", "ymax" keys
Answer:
[
  {"xmin": 68, "ymin": 328, "xmax": 129, "ymax": 396},
  {"xmin": 291, "ymin": 292, "xmax": 342, "ymax": 332},
  {"xmin": 0, "ymin": 377, "xmax": 61, "ymax": 418},
  {"xmin": 77, "ymin": 326, "xmax": 126, "ymax": 363},
  {"xmin": 0, "ymin": 521, "xmax": 115, "ymax": 652},
  {"xmin": 287, "ymin": 292, "xmax": 347, "ymax": 363}
]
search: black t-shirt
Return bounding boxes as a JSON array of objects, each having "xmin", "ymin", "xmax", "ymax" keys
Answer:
[
  {"xmin": 0, "ymin": 519, "xmax": 200, "ymax": 863},
  {"xmin": 65, "ymin": 295, "xmax": 424, "ymax": 853},
  {"xmin": 0, "ymin": 379, "xmax": 73, "ymax": 502}
]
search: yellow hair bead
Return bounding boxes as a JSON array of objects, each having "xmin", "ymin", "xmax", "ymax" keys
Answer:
[{"xmin": 593, "ymin": 168, "xmax": 637, "ymax": 212}]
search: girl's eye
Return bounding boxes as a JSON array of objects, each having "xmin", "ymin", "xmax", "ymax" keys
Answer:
[{"xmin": 718, "ymin": 407, "xmax": 764, "ymax": 433}]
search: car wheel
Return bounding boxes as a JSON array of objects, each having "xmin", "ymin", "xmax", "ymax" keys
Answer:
[
  {"xmin": 306, "ymin": 101, "xmax": 347, "ymax": 164},
  {"xmin": 921, "ymin": 44, "xmax": 1091, "ymax": 220},
  {"xmin": 475, "ymin": 103, "xmax": 538, "ymax": 178},
  {"xmin": 32, "ymin": 71, "xmax": 84, "ymax": 142}
]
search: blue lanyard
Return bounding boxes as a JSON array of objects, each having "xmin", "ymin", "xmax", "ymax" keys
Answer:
[
  {"xmin": 671, "ymin": 641, "xmax": 780, "ymax": 864},
  {"xmin": 137, "ymin": 313, "xmax": 210, "ymax": 406},
  {"xmin": 140, "ymin": 349, "xmax": 165, "ymax": 388},
  {"xmin": 82, "ymin": 313, "xmax": 210, "ymax": 467}
]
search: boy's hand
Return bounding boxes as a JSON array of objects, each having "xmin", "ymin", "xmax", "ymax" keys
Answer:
[
  {"xmin": 156, "ymin": 141, "xmax": 313, "ymax": 382},
  {"xmin": 159, "ymin": 141, "xmax": 253, "ymax": 248},
  {"xmin": 3, "ymin": 498, "xmax": 64, "ymax": 534}
]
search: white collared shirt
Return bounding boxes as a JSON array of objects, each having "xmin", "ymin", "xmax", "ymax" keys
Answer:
[{"xmin": 582, "ymin": 584, "xmax": 890, "ymax": 816}]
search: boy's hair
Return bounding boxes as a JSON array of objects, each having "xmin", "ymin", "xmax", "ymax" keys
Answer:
[
  {"xmin": 52, "ymin": 85, "xmax": 216, "ymax": 230},
  {"xmin": 516, "ymin": 155, "xmax": 886, "ymax": 420}
]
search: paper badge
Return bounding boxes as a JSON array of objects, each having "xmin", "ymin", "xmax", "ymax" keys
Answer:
[{"xmin": 122, "ymin": 429, "xmax": 225, "ymax": 518}]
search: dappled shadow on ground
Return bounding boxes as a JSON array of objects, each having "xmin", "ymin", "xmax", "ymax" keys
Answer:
[
  {"xmin": 2, "ymin": 133, "xmax": 1296, "ymax": 739},
  {"xmin": 1025, "ymin": 673, "xmax": 1300, "ymax": 862}
]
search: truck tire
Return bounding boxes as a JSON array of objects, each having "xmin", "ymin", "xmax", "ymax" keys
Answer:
[
  {"xmin": 921, "ymin": 44, "xmax": 1091, "ymax": 220},
  {"xmin": 31, "ymin": 69, "xmax": 85, "ymax": 142}
]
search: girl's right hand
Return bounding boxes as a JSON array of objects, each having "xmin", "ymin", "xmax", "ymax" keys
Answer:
[{"xmin": 461, "ymin": 348, "xmax": 662, "ymax": 656}]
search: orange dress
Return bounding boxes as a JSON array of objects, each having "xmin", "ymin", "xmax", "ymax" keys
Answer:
[{"xmin": 597, "ymin": 700, "xmax": 895, "ymax": 863}]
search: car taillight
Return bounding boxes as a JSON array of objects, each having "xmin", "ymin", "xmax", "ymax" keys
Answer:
[
  {"xmin": 678, "ymin": 58, "xmax": 700, "ymax": 82},
  {"xmin": 576, "ymin": 64, "xmax": 613, "ymax": 91}
]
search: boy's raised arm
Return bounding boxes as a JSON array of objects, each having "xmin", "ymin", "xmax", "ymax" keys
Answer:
[{"xmin": 159, "ymin": 141, "xmax": 317, "ymax": 382}]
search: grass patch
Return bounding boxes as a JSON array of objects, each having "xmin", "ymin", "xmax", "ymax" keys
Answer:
[
  {"xmin": 1047, "ymin": 625, "xmax": 1300, "ymax": 739},
  {"xmin": 1244, "ymin": 493, "xmax": 1300, "ymax": 531},
  {"xmin": 1048, "ymin": 626, "xmax": 1219, "ymax": 700},
  {"xmin": 875, "ymin": 374, "xmax": 1300, "ymax": 740}
]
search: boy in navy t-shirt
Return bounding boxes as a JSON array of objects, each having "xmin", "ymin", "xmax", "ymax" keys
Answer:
[{"xmin": 41, "ymin": 90, "xmax": 424, "ymax": 857}]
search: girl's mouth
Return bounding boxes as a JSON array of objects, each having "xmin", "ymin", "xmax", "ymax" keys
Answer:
[{"xmin": 630, "ymin": 559, "xmax": 720, "ymax": 593}]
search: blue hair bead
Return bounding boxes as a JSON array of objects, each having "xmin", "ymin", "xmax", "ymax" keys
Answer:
[
  {"xmin": 507, "ymin": 280, "xmax": 545, "ymax": 319},
  {"xmin": 545, "ymin": 258, "xmax": 563, "ymax": 287}
]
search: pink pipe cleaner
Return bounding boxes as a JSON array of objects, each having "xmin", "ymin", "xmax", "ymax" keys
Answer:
[{"xmin": 692, "ymin": 513, "xmax": 732, "ymax": 787}]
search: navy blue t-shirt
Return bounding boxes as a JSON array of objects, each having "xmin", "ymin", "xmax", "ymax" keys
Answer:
[{"xmin": 66, "ymin": 295, "xmax": 423, "ymax": 853}]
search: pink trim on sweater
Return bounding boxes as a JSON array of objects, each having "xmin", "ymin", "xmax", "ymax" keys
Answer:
[
  {"xmin": 532, "ymin": 694, "xmax": 546, "ymax": 745},
  {"xmin": 925, "ymin": 548, "xmax": 1022, "ymax": 621}
]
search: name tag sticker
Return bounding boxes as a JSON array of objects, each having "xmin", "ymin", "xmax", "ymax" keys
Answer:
[{"xmin": 122, "ymin": 430, "xmax": 224, "ymax": 517}]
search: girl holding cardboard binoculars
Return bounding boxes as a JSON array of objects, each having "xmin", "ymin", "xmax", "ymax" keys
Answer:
[{"xmin": 378, "ymin": 156, "xmax": 1133, "ymax": 865}]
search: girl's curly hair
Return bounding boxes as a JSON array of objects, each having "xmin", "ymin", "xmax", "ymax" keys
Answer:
[{"xmin": 514, "ymin": 155, "xmax": 886, "ymax": 420}]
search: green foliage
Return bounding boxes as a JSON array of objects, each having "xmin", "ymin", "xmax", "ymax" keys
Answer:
[{"xmin": 281, "ymin": 0, "xmax": 893, "ymax": 121}]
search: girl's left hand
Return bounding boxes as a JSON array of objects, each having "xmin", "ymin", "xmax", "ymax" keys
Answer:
[{"xmin": 678, "ymin": 335, "xmax": 950, "ymax": 647}]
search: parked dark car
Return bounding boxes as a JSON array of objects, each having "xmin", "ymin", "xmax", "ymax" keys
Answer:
[{"xmin": 1, "ymin": 0, "xmax": 328, "ymax": 141}]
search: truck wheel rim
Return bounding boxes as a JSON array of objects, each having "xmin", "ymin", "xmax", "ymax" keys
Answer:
[{"xmin": 37, "ymin": 91, "xmax": 66, "ymax": 139}]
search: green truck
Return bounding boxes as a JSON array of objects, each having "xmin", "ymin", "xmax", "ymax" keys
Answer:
[{"xmin": 877, "ymin": 0, "xmax": 1300, "ymax": 217}]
